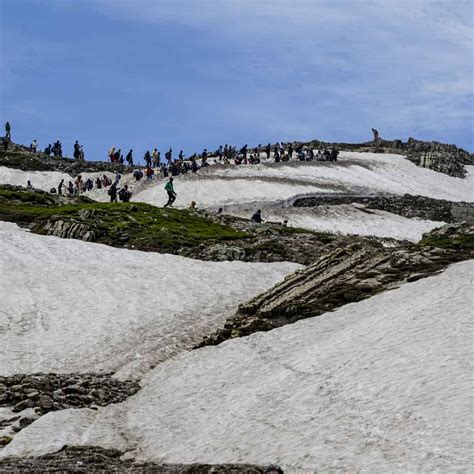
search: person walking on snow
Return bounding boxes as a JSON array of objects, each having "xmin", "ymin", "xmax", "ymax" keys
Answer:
[{"xmin": 164, "ymin": 177, "xmax": 177, "ymax": 207}]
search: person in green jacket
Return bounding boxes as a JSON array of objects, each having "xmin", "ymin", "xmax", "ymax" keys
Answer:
[{"xmin": 164, "ymin": 177, "xmax": 177, "ymax": 207}]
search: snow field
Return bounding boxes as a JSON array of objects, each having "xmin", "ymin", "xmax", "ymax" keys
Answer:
[
  {"xmin": 204, "ymin": 152, "xmax": 474, "ymax": 202},
  {"xmin": 0, "ymin": 221, "xmax": 300, "ymax": 379},
  {"xmin": 225, "ymin": 203, "xmax": 445, "ymax": 242},
  {"xmin": 3, "ymin": 260, "xmax": 473, "ymax": 472}
]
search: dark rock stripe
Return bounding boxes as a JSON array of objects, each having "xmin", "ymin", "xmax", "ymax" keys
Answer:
[
  {"xmin": 0, "ymin": 446, "xmax": 283, "ymax": 473},
  {"xmin": 293, "ymin": 193, "xmax": 474, "ymax": 224},
  {"xmin": 197, "ymin": 223, "xmax": 474, "ymax": 348}
]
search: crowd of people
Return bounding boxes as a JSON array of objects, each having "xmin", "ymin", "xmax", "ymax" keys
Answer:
[
  {"xmin": 6, "ymin": 120, "xmax": 344, "ymax": 218},
  {"xmin": 43, "ymin": 172, "xmax": 131, "ymax": 201},
  {"xmin": 4, "ymin": 121, "xmax": 340, "ymax": 174}
]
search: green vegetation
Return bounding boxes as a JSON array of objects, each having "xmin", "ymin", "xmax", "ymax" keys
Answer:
[
  {"xmin": 418, "ymin": 233, "xmax": 474, "ymax": 251},
  {"xmin": 0, "ymin": 435, "xmax": 12, "ymax": 447},
  {"xmin": 0, "ymin": 186, "xmax": 247, "ymax": 252}
]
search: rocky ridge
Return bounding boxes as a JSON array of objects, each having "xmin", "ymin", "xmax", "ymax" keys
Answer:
[
  {"xmin": 0, "ymin": 140, "xmax": 130, "ymax": 175},
  {"xmin": 297, "ymin": 136, "xmax": 473, "ymax": 177},
  {"xmin": 197, "ymin": 222, "xmax": 474, "ymax": 347},
  {"xmin": 2, "ymin": 136, "xmax": 472, "ymax": 178},
  {"xmin": 293, "ymin": 193, "xmax": 474, "ymax": 223}
]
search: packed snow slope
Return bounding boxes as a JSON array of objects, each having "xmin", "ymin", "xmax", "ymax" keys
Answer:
[
  {"xmin": 131, "ymin": 152, "xmax": 473, "ymax": 241},
  {"xmin": 132, "ymin": 152, "xmax": 474, "ymax": 206},
  {"xmin": 225, "ymin": 203, "xmax": 446, "ymax": 242},
  {"xmin": 0, "ymin": 222, "xmax": 300, "ymax": 379},
  {"xmin": 3, "ymin": 260, "xmax": 473, "ymax": 472}
]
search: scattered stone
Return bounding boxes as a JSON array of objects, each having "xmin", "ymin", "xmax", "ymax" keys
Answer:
[
  {"xmin": 0, "ymin": 373, "xmax": 140, "ymax": 416},
  {"xmin": 0, "ymin": 446, "xmax": 281, "ymax": 473}
]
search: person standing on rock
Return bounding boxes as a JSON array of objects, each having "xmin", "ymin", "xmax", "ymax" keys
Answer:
[
  {"xmin": 164, "ymin": 177, "xmax": 177, "ymax": 207},
  {"xmin": 152, "ymin": 148, "xmax": 159, "ymax": 167},
  {"xmin": 5, "ymin": 122, "xmax": 11, "ymax": 141},
  {"xmin": 73, "ymin": 140, "xmax": 83, "ymax": 160},
  {"xmin": 265, "ymin": 143, "xmax": 271, "ymax": 159},
  {"xmin": 125, "ymin": 149, "xmax": 134, "ymax": 166},
  {"xmin": 251, "ymin": 209, "xmax": 264, "ymax": 223},
  {"xmin": 108, "ymin": 146, "xmax": 116, "ymax": 162}
]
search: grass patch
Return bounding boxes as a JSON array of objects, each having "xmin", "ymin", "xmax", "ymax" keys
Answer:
[
  {"xmin": 0, "ymin": 187, "xmax": 247, "ymax": 252},
  {"xmin": 418, "ymin": 233, "xmax": 474, "ymax": 251}
]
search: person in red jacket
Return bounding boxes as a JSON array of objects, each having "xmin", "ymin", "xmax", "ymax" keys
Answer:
[{"xmin": 146, "ymin": 166, "xmax": 154, "ymax": 180}]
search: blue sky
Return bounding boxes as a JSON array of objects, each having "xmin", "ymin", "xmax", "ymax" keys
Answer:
[{"xmin": 1, "ymin": 0, "xmax": 472, "ymax": 161}]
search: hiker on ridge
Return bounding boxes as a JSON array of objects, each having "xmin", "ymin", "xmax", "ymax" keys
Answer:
[
  {"xmin": 265, "ymin": 143, "xmax": 271, "ymax": 159},
  {"xmin": 73, "ymin": 140, "xmax": 81, "ymax": 159},
  {"xmin": 251, "ymin": 209, "xmax": 264, "ymax": 223},
  {"xmin": 371, "ymin": 128, "xmax": 380, "ymax": 142},
  {"xmin": 126, "ymin": 149, "xmax": 134, "ymax": 166},
  {"xmin": 152, "ymin": 148, "xmax": 159, "ymax": 167},
  {"xmin": 164, "ymin": 177, "xmax": 177, "ymax": 208},
  {"xmin": 5, "ymin": 122, "xmax": 11, "ymax": 141}
]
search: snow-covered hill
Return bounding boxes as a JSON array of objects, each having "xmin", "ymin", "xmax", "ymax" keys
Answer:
[
  {"xmin": 3, "ymin": 260, "xmax": 472, "ymax": 472},
  {"xmin": 131, "ymin": 152, "xmax": 474, "ymax": 206},
  {"xmin": 3, "ymin": 151, "xmax": 472, "ymax": 241},
  {"xmin": 0, "ymin": 222, "xmax": 300, "ymax": 380}
]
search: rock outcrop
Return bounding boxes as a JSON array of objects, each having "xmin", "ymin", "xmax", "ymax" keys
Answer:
[
  {"xmin": 0, "ymin": 140, "xmax": 130, "ymax": 175},
  {"xmin": 293, "ymin": 193, "xmax": 474, "ymax": 223},
  {"xmin": 42, "ymin": 215, "xmax": 97, "ymax": 241},
  {"xmin": 287, "ymin": 136, "xmax": 473, "ymax": 178},
  {"xmin": 197, "ymin": 223, "xmax": 474, "ymax": 347}
]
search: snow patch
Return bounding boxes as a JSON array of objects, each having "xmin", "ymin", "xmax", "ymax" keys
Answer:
[
  {"xmin": 0, "ymin": 221, "xmax": 300, "ymax": 379},
  {"xmin": 226, "ymin": 203, "xmax": 445, "ymax": 242},
  {"xmin": 4, "ymin": 260, "xmax": 473, "ymax": 472}
]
